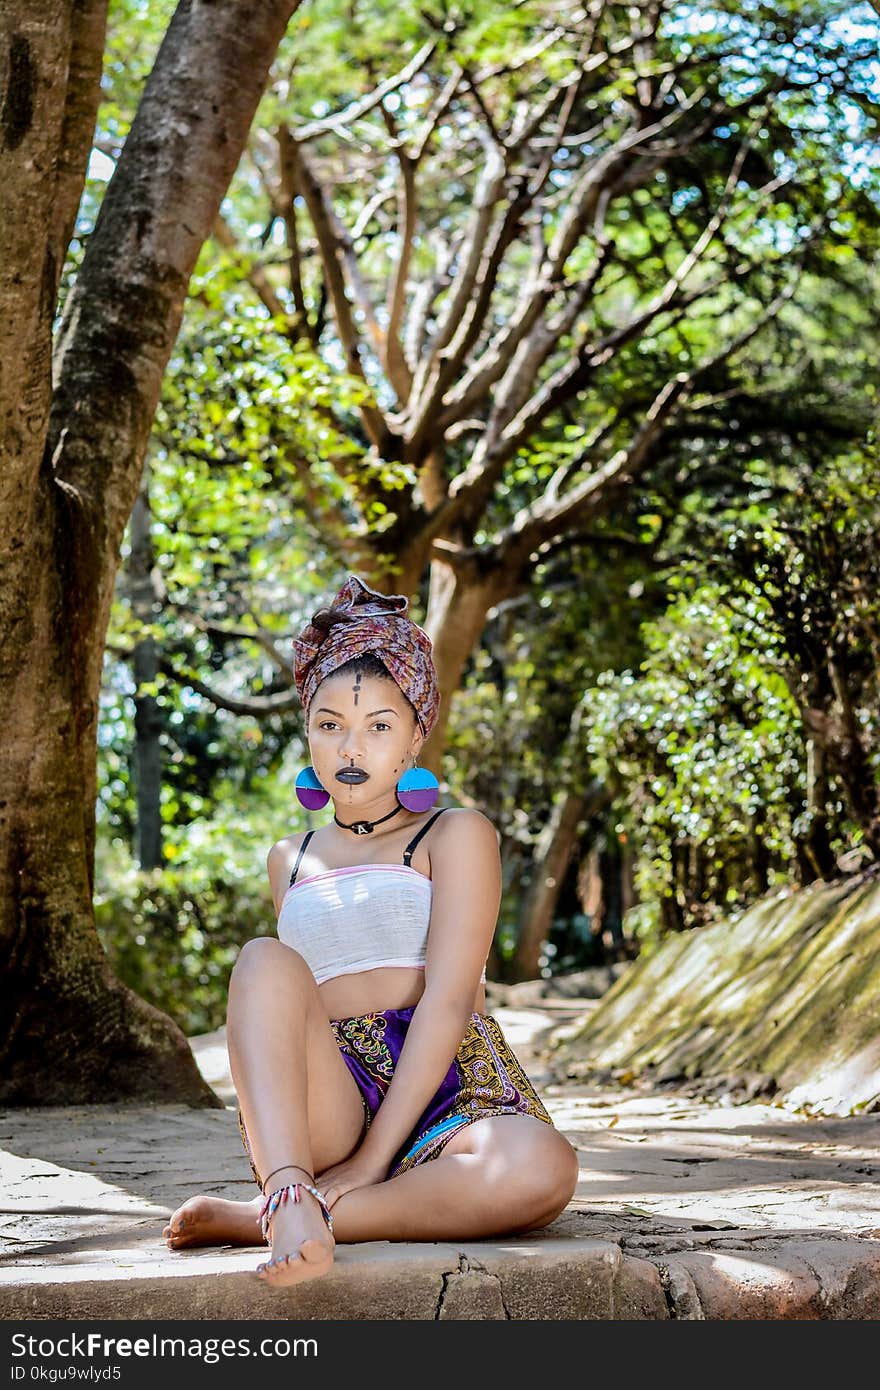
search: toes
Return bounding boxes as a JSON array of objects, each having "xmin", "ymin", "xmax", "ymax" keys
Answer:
[
  {"xmin": 257, "ymin": 1256, "xmax": 295, "ymax": 1279},
  {"xmin": 255, "ymin": 1244, "xmax": 332, "ymax": 1284}
]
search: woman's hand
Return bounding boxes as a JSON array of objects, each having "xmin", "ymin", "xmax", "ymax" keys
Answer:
[{"xmin": 314, "ymin": 1149, "xmax": 389, "ymax": 1209}]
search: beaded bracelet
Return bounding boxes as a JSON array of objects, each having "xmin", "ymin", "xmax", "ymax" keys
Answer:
[{"xmin": 259, "ymin": 1181, "xmax": 334, "ymax": 1243}]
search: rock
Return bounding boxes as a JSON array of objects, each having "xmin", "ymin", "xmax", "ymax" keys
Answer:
[{"xmin": 552, "ymin": 870, "xmax": 880, "ymax": 1117}]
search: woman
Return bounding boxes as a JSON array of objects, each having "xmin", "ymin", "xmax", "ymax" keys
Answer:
[{"xmin": 163, "ymin": 575, "xmax": 579, "ymax": 1288}]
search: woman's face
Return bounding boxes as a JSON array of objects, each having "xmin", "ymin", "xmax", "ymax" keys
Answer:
[{"xmin": 307, "ymin": 671, "xmax": 422, "ymax": 805}]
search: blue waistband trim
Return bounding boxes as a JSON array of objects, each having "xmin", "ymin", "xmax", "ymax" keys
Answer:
[{"xmin": 400, "ymin": 1111, "xmax": 468, "ymax": 1161}]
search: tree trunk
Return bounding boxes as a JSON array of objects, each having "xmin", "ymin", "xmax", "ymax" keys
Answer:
[
  {"xmin": 510, "ymin": 788, "xmax": 587, "ymax": 981},
  {"xmin": 619, "ymin": 832, "xmax": 638, "ymax": 956},
  {"xmin": 802, "ymin": 733, "xmax": 837, "ymax": 881},
  {"xmin": 511, "ymin": 692, "xmax": 613, "ymax": 981},
  {"xmin": 601, "ymin": 830, "xmax": 625, "ymax": 953},
  {"xmin": 825, "ymin": 660, "xmax": 880, "ymax": 861},
  {"xmin": 133, "ymin": 638, "xmax": 163, "ymax": 869},
  {"xmin": 129, "ymin": 473, "xmax": 163, "ymax": 870},
  {"xmin": 664, "ymin": 837, "xmax": 687, "ymax": 931},
  {"xmin": 420, "ymin": 555, "xmax": 511, "ymax": 769},
  {"xmin": 0, "ymin": 0, "xmax": 301, "ymax": 1103},
  {"xmin": 749, "ymin": 810, "xmax": 769, "ymax": 895},
  {"xmin": 578, "ymin": 843, "xmax": 605, "ymax": 955}
]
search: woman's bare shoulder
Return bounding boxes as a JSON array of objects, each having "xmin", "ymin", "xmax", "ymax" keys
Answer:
[
  {"xmin": 437, "ymin": 805, "xmax": 497, "ymax": 833},
  {"xmin": 432, "ymin": 806, "xmax": 500, "ymax": 861},
  {"xmin": 265, "ymin": 828, "xmax": 310, "ymax": 884},
  {"xmin": 266, "ymin": 831, "xmax": 311, "ymax": 913},
  {"xmin": 427, "ymin": 807, "xmax": 502, "ymax": 936},
  {"xmin": 267, "ymin": 830, "xmax": 310, "ymax": 865}
]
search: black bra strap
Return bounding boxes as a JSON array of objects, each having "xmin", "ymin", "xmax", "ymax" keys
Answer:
[
  {"xmin": 289, "ymin": 830, "xmax": 315, "ymax": 885},
  {"xmin": 402, "ymin": 807, "xmax": 449, "ymax": 867}
]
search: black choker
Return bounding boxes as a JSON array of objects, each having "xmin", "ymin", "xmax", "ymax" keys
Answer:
[{"xmin": 334, "ymin": 804, "xmax": 404, "ymax": 836}]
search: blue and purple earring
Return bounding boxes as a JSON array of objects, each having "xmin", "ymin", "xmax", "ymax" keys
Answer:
[
  {"xmin": 295, "ymin": 766, "xmax": 330, "ymax": 810},
  {"xmin": 396, "ymin": 760, "xmax": 439, "ymax": 813}
]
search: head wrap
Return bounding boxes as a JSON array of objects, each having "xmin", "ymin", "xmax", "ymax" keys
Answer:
[{"xmin": 293, "ymin": 575, "xmax": 441, "ymax": 739}]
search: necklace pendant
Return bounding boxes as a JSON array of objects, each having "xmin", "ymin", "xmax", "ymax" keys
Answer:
[{"xmin": 334, "ymin": 805, "xmax": 403, "ymax": 834}]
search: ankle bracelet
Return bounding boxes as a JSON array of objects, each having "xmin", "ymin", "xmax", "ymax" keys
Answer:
[
  {"xmin": 261, "ymin": 1163, "xmax": 315, "ymax": 1194},
  {"xmin": 259, "ymin": 1181, "xmax": 334, "ymax": 1241}
]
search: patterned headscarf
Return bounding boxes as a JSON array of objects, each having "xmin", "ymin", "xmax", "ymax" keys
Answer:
[{"xmin": 293, "ymin": 575, "xmax": 441, "ymax": 739}]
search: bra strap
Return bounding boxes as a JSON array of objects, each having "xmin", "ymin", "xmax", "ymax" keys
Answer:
[
  {"xmin": 289, "ymin": 830, "xmax": 315, "ymax": 886},
  {"xmin": 402, "ymin": 807, "xmax": 449, "ymax": 867}
]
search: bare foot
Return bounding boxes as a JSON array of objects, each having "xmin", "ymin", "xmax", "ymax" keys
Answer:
[
  {"xmin": 256, "ymin": 1186, "xmax": 335, "ymax": 1288},
  {"xmin": 163, "ymin": 1194, "xmax": 264, "ymax": 1250}
]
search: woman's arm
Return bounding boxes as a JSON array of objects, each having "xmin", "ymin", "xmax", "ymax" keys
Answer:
[{"xmin": 346, "ymin": 807, "xmax": 503, "ymax": 1173}]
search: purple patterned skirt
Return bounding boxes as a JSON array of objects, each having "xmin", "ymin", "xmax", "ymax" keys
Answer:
[{"xmin": 238, "ymin": 1005, "xmax": 554, "ymax": 1185}]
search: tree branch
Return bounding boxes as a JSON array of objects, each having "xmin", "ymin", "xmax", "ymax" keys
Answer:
[
  {"xmin": 440, "ymin": 106, "xmax": 790, "ymax": 531},
  {"xmin": 157, "ymin": 603, "xmax": 296, "ymax": 680},
  {"xmin": 433, "ymin": 81, "xmax": 715, "ymax": 456},
  {"xmin": 51, "ymin": 0, "xmax": 109, "ymax": 310},
  {"xmin": 276, "ymin": 129, "xmax": 395, "ymax": 449},
  {"xmin": 408, "ymin": 169, "xmax": 534, "ymax": 455},
  {"xmin": 406, "ymin": 140, "xmax": 510, "ymax": 430},
  {"xmin": 211, "ymin": 211, "xmax": 293, "ymax": 327},
  {"xmin": 106, "ymin": 643, "xmax": 302, "ymax": 719},
  {"xmin": 497, "ymin": 270, "xmax": 804, "ymax": 568},
  {"xmin": 500, "ymin": 371, "xmax": 691, "ymax": 568},
  {"xmin": 292, "ymin": 38, "xmax": 438, "ymax": 143},
  {"xmin": 48, "ymin": 0, "xmax": 304, "ymax": 557},
  {"xmin": 378, "ymin": 101, "xmax": 416, "ymax": 401},
  {"xmin": 272, "ymin": 137, "xmax": 320, "ymax": 348},
  {"xmin": 159, "ymin": 655, "xmax": 300, "ymax": 717}
]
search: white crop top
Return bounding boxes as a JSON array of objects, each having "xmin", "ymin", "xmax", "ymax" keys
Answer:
[{"xmin": 275, "ymin": 808, "xmax": 488, "ymax": 987}]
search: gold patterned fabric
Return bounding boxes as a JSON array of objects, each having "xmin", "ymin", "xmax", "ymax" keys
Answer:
[
  {"xmin": 387, "ymin": 1010, "xmax": 553, "ymax": 1174},
  {"xmin": 237, "ymin": 1005, "xmax": 554, "ymax": 1190}
]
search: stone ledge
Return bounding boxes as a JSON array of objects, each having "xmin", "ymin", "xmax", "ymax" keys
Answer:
[
  {"xmin": 3, "ymin": 1005, "xmax": 879, "ymax": 1322},
  {"xmin": 3, "ymin": 1234, "xmax": 880, "ymax": 1321}
]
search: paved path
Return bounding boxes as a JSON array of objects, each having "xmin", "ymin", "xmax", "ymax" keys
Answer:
[{"xmin": 1, "ymin": 1003, "xmax": 879, "ymax": 1319}]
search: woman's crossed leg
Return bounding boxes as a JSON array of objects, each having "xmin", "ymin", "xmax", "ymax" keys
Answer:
[
  {"xmin": 165, "ymin": 937, "xmax": 366, "ymax": 1288},
  {"xmin": 163, "ymin": 939, "xmax": 579, "ymax": 1287}
]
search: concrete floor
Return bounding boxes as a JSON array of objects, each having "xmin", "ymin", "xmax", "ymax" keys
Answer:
[{"xmin": 2, "ymin": 1003, "xmax": 879, "ymax": 1319}]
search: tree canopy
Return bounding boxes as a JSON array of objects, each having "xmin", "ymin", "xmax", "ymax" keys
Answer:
[{"xmin": 2, "ymin": 0, "xmax": 878, "ymax": 1090}]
